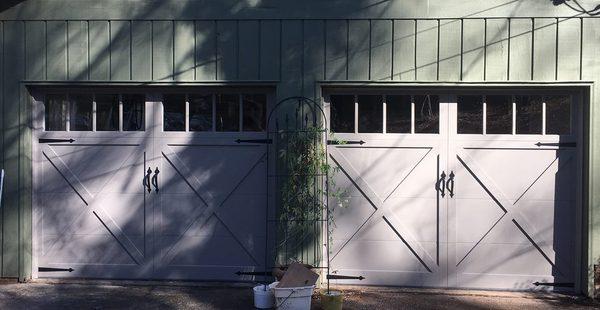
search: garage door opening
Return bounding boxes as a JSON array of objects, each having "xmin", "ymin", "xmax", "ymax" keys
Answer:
[{"xmin": 325, "ymin": 89, "xmax": 582, "ymax": 291}]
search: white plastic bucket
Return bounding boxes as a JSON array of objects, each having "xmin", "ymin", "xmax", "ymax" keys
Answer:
[
  {"xmin": 273, "ymin": 285, "xmax": 315, "ymax": 310},
  {"xmin": 253, "ymin": 283, "xmax": 276, "ymax": 309}
]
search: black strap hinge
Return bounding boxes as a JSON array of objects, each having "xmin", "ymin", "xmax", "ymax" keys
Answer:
[
  {"xmin": 327, "ymin": 140, "xmax": 365, "ymax": 145},
  {"xmin": 39, "ymin": 138, "xmax": 75, "ymax": 144},
  {"xmin": 327, "ymin": 274, "xmax": 364, "ymax": 280},
  {"xmin": 235, "ymin": 139, "xmax": 272, "ymax": 144},
  {"xmin": 535, "ymin": 142, "xmax": 576, "ymax": 147},
  {"xmin": 532, "ymin": 281, "xmax": 574, "ymax": 287},
  {"xmin": 38, "ymin": 267, "xmax": 74, "ymax": 272}
]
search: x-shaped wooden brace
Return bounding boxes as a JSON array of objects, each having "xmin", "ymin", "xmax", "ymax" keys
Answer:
[
  {"xmin": 41, "ymin": 144, "xmax": 145, "ymax": 265},
  {"xmin": 328, "ymin": 146, "xmax": 438, "ymax": 273},
  {"xmin": 160, "ymin": 146, "xmax": 266, "ymax": 266},
  {"xmin": 455, "ymin": 149, "xmax": 573, "ymax": 276}
]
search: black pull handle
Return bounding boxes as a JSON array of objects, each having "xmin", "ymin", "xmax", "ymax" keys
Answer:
[
  {"xmin": 144, "ymin": 167, "xmax": 152, "ymax": 193},
  {"xmin": 437, "ymin": 171, "xmax": 446, "ymax": 198},
  {"xmin": 446, "ymin": 171, "xmax": 455, "ymax": 198},
  {"xmin": 151, "ymin": 167, "xmax": 160, "ymax": 192}
]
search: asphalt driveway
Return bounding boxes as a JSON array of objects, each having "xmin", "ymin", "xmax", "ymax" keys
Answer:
[{"xmin": 0, "ymin": 281, "xmax": 598, "ymax": 309}]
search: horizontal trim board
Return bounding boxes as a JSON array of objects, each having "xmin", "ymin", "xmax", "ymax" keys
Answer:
[
  {"xmin": 319, "ymin": 80, "xmax": 593, "ymax": 86},
  {"xmin": 0, "ymin": 16, "xmax": 594, "ymax": 22},
  {"xmin": 23, "ymin": 81, "xmax": 279, "ymax": 87}
]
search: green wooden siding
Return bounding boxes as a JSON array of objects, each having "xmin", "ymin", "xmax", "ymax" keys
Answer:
[{"xmin": 0, "ymin": 6, "xmax": 598, "ymax": 294}]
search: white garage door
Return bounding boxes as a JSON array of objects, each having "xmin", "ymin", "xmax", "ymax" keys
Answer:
[
  {"xmin": 327, "ymin": 91, "xmax": 580, "ymax": 290},
  {"xmin": 33, "ymin": 91, "xmax": 269, "ymax": 281}
]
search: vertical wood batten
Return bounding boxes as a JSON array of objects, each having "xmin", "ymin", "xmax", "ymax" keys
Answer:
[
  {"xmin": 347, "ymin": 20, "xmax": 369, "ymax": 81},
  {"xmin": 438, "ymin": 19, "xmax": 461, "ymax": 81},
  {"xmin": 393, "ymin": 20, "xmax": 415, "ymax": 81},
  {"xmin": 215, "ymin": 20, "xmax": 237, "ymax": 81},
  {"xmin": 324, "ymin": 20, "xmax": 346, "ymax": 81},
  {"xmin": 67, "ymin": 21, "xmax": 87, "ymax": 81},
  {"xmin": 173, "ymin": 20, "xmax": 194, "ymax": 81},
  {"xmin": 110, "ymin": 21, "xmax": 131, "ymax": 81},
  {"xmin": 461, "ymin": 19, "xmax": 485, "ymax": 81},
  {"xmin": 508, "ymin": 18, "xmax": 532, "ymax": 81},
  {"xmin": 25, "ymin": 21, "xmax": 45, "ymax": 81},
  {"xmin": 370, "ymin": 20, "xmax": 392, "ymax": 81},
  {"xmin": 485, "ymin": 18, "xmax": 509, "ymax": 81},
  {"xmin": 152, "ymin": 21, "xmax": 174, "ymax": 81},
  {"xmin": 532, "ymin": 18, "xmax": 557, "ymax": 81},
  {"xmin": 131, "ymin": 21, "xmax": 151, "ymax": 80},
  {"xmin": 556, "ymin": 17, "xmax": 581, "ymax": 81},
  {"xmin": 279, "ymin": 20, "xmax": 302, "ymax": 97},
  {"xmin": 259, "ymin": 20, "xmax": 279, "ymax": 81},
  {"xmin": 194, "ymin": 20, "xmax": 216, "ymax": 81},
  {"xmin": 303, "ymin": 20, "xmax": 324, "ymax": 99},
  {"xmin": 3, "ymin": 21, "xmax": 24, "ymax": 277},
  {"xmin": 238, "ymin": 20, "xmax": 259, "ymax": 81},
  {"xmin": 0, "ymin": 21, "xmax": 4, "ymax": 276},
  {"xmin": 89, "ymin": 21, "xmax": 110, "ymax": 80},
  {"xmin": 46, "ymin": 21, "xmax": 67, "ymax": 80},
  {"xmin": 416, "ymin": 19, "xmax": 438, "ymax": 81}
]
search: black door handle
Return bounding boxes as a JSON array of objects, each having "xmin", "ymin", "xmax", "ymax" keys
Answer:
[
  {"xmin": 446, "ymin": 171, "xmax": 455, "ymax": 198},
  {"xmin": 144, "ymin": 167, "xmax": 152, "ymax": 193},
  {"xmin": 151, "ymin": 167, "xmax": 160, "ymax": 192},
  {"xmin": 437, "ymin": 171, "xmax": 446, "ymax": 198}
]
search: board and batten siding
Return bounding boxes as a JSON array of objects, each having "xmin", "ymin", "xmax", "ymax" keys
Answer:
[{"xmin": 0, "ymin": 16, "xmax": 598, "ymax": 292}]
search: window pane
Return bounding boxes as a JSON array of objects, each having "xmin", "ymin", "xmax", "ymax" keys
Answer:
[
  {"xmin": 515, "ymin": 95, "xmax": 542, "ymax": 134},
  {"xmin": 45, "ymin": 94, "xmax": 67, "ymax": 131},
  {"xmin": 163, "ymin": 94, "xmax": 186, "ymax": 131},
  {"xmin": 457, "ymin": 95, "xmax": 483, "ymax": 134},
  {"xmin": 546, "ymin": 95, "xmax": 571, "ymax": 135},
  {"xmin": 486, "ymin": 95, "xmax": 512, "ymax": 134},
  {"xmin": 414, "ymin": 95, "xmax": 439, "ymax": 133},
  {"xmin": 189, "ymin": 94, "xmax": 213, "ymax": 131},
  {"xmin": 330, "ymin": 95, "xmax": 355, "ymax": 133},
  {"xmin": 216, "ymin": 94, "xmax": 240, "ymax": 132},
  {"xmin": 358, "ymin": 95, "xmax": 383, "ymax": 133},
  {"xmin": 123, "ymin": 94, "xmax": 145, "ymax": 131},
  {"xmin": 386, "ymin": 95, "xmax": 411, "ymax": 133},
  {"xmin": 69, "ymin": 94, "xmax": 93, "ymax": 131},
  {"xmin": 242, "ymin": 94, "xmax": 266, "ymax": 132},
  {"xmin": 96, "ymin": 94, "xmax": 119, "ymax": 131}
]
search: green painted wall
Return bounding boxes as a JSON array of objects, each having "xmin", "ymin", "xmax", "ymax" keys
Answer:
[{"xmin": 0, "ymin": 0, "xmax": 598, "ymax": 294}]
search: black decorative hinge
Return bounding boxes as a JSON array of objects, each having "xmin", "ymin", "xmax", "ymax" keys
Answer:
[
  {"xmin": 327, "ymin": 140, "xmax": 366, "ymax": 145},
  {"xmin": 39, "ymin": 138, "xmax": 75, "ymax": 143},
  {"xmin": 327, "ymin": 274, "xmax": 365, "ymax": 280},
  {"xmin": 235, "ymin": 271, "xmax": 271, "ymax": 276},
  {"xmin": 235, "ymin": 139, "xmax": 272, "ymax": 144},
  {"xmin": 532, "ymin": 281, "xmax": 574, "ymax": 287},
  {"xmin": 38, "ymin": 267, "xmax": 74, "ymax": 272},
  {"xmin": 535, "ymin": 142, "xmax": 576, "ymax": 147}
]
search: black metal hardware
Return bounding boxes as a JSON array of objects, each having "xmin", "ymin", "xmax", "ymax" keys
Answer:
[
  {"xmin": 235, "ymin": 271, "xmax": 272, "ymax": 276},
  {"xmin": 38, "ymin": 267, "xmax": 74, "ymax": 272},
  {"xmin": 535, "ymin": 142, "xmax": 576, "ymax": 147},
  {"xmin": 235, "ymin": 138, "xmax": 272, "ymax": 144},
  {"xmin": 532, "ymin": 281, "xmax": 574, "ymax": 287},
  {"xmin": 327, "ymin": 140, "xmax": 366, "ymax": 145},
  {"xmin": 144, "ymin": 168, "xmax": 152, "ymax": 193},
  {"xmin": 39, "ymin": 138, "xmax": 75, "ymax": 143},
  {"xmin": 151, "ymin": 167, "xmax": 160, "ymax": 192},
  {"xmin": 437, "ymin": 171, "xmax": 447, "ymax": 198},
  {"xmin": 327, "ymin": 274, "xmax": 365, "ymax": 280},
  {"xmin": 446, "ymin": 171, "xmax": 455, "ymax": 198}
]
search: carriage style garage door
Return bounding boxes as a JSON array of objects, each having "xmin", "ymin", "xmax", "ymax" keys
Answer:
[
  {"xmin": 326, "ymin": 90, "xmax": 581, "ymax": 290},
  {"xmin": 33, "ymin": 90, "xmax": 269, "ymax": 281}
]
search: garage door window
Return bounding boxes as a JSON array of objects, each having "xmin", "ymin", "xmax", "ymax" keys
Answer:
[
  {"xmin": 330, "ymin": 94, "xmax": 440, "ymax": 134},
  {"xmin": 456, "ymin": 94, "xmax": 571, "ymax": 135},
  {"xmin": 44, "ymin": 93, "xmax": 146, "ymax": 132}
]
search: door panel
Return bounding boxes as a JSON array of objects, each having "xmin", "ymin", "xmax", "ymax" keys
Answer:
[
  {"xmin": 152, "ymin": 139, "xmax": 267, "ymax": 280},
  {"xmin": 328, "ymin": 139, "xmax": 447, "ymax": 286},
  {"xmin": 36, "ymin": 139, "xmax": 152, "ymax": 279}
]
